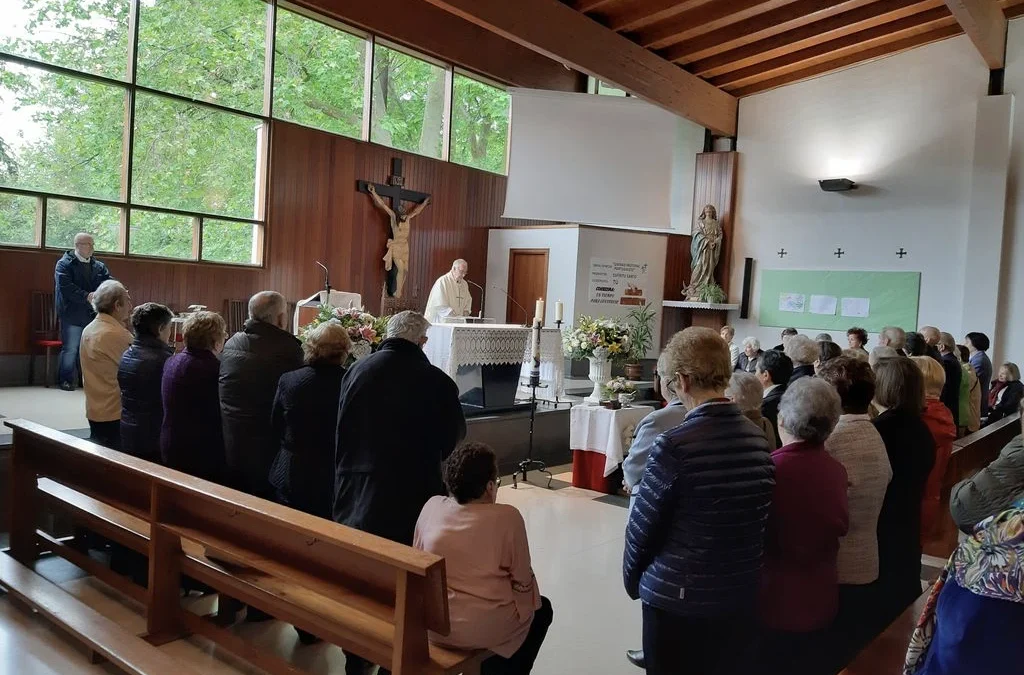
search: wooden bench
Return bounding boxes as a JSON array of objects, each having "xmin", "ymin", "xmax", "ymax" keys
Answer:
[
  {"xmin": 3, "ymin": 418, "xmax": 488, "ymax": 675},
  {"xmin": 840, "ymin": 587, "xmax": 930, "ymax": 675},
  {"xmin": 923, "ymin": 412, "xmax": 1021, "ymax": 558}
]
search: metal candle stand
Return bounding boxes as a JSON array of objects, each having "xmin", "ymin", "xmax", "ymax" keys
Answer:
[{"xmin": 513, "ymin": 321, "xmax": 553, "ymax": 489}]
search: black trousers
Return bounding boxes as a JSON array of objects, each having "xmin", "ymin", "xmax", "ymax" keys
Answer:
[
  {"xmin": 88, "ymin": 419, "xmax": 121, "ymax": 451},
  {"xmin": 481, "ymin": 596, "xmax": 553, "ymax": 675},
  {"xmin": 641, "ymin": 604, "xmax": 754, "ymax": 675}
]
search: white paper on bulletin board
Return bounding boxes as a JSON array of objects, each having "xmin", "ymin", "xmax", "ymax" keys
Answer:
[
  {"xmin": 841, "ymin": 297, "xmax": 871, "ymax": 318},
  {"xmin": 588, "ymin": 258, "xmax": 650, "ymax": 306},
  {"xmin": 809, "ymin": 295, "xmax": 838, "ymax": 315},
  {"xmin": 778, "ymin": 293, "xmax": 806, "ymax": 313}
]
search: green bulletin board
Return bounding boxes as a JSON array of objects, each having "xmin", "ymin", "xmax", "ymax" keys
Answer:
[{"xmin": 757, "ymin": 270, "xmax": 921, "ymax": 333}]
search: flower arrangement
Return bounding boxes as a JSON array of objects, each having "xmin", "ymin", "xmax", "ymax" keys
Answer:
[
  {"xmin": 562, "ymin": 316, "xmax": 631, "ymax": 361},
  {"xmin": 602, "ymin": 376, "xmax": 636, "ymax": 400},
  {"xmin": 300, "ymin": 305, "xmax": 389, "ymax": 359}
]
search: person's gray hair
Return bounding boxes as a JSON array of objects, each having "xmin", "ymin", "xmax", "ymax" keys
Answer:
[
  {"xmin": 881, "ymin": 326, "xmax": 906, "ymax": 350},
  {"xmin": 939, "ymin": 332, "xmax": 957, "ymax": 353},
  {"xmin": 742, "ymin": 336, "xmax": 760, "ymax": 350},
  {"xmin": 387, "ymin": 310, "xmax": 431, "ymax": 343},
  {"xmin": 74, "ymin": 232, "xmax": 94, "ymax": 245},
  {"xmin": 303, "ymin": 321, "xmax": 352, "ymax": 365},
  {"xmin": 726, "ymin": 371, "xmax": 764, "ymax": 413},
  {"xmin": 656, "ymin": 351, "xmax": 678, "ymax": 399},
  {"xmin": 778, "ymin": 377, "xmax": 842, "ymax": 444},
  {"xmin": 784, "ymin": 334, "xmax": 818, "ymax": 366},
  {"xmin": 249, "ymin": 291, "xmax": 286, "ymax": 323},
  {"xmin": 453, "ymin": 259, "xmax": 467, "ymax": 269},
  {"xmin": 91, "ymin": 280, "xmax": 128, "ymax": 315},
  {"xmin": 869, "ymin": 345, "xmax": 899, "ymax": 368},
  {"xmin": 815, "ymin": 333, "xmax": 834, "ymax": 342}
]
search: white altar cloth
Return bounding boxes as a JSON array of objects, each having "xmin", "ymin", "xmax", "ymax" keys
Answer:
[{"xmin": 569, "ymin": 404, "xmax": 655, "ymax": 477}]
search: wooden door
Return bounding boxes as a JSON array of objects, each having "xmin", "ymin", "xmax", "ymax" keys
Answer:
[{"xmin": 506, "ymin": 249, "xmax": 549, "ymax": 325}]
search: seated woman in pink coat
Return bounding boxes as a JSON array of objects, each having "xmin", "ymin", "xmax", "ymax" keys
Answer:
[{"xmin": 414, "ymin": 442, "xmax": 553, "ymax": 675}]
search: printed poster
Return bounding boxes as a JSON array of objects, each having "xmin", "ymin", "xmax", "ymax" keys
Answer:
[
  {"xmin": 841, "ymin": 297, "xmax": 871, "ymax": 318},
  {"xmin": 778, "ymin": 293, "xmax": 806, "ymax": 313},
  {"xmin": 809, "ymin": 295, "xmax": 838, "ymax": 316},
  {"xmin": 588, "ymin": 258, "xmax": 650, "ymax": 306}
]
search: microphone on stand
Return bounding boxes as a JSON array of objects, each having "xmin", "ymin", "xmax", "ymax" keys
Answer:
[
  {"xmin": 315, "ymin": 261, "xmax": 331, "ymax": 298},
  {"xmin": 465, "ymin": 279, "xmax": 485, "ymax": 319},
  {"xmin": 490, "ymin": 286, "xmax": 530, "ymax": 327}
]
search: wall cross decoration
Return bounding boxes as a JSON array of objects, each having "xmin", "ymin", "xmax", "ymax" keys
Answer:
[
  {"xmin": 777, "ymin": 248, "xmax": 787, "ymax": 258},
  {"xmin": 834, "ymin": 248, "xmax": 845, "ymax": 259},
  {"xmin": 897, "ymin": 248, "xmax": 908, "ymax": 258}
]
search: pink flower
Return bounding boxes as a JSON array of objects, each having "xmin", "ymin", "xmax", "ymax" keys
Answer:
[{"xmin": 360, "ymin": 326, "xmax": 376, "ymax": 341}]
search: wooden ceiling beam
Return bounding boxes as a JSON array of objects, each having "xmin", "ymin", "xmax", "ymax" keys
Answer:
[
  {"xmin": 710, "ymin": 9, "xmax": 956, "ymax": 87},
  {"xmin": 635, "ymin": 0, "xmax": 796, "ymax": 49},
  {"xmin": 659, "ymin": 0, "xmax": 871, "ymax": 64},
  {"xmin": 728, "ymin": 22, "xmax": 962, "ymax": 96},
  {"xmin": 604, "ymin": 0, "xmax": 709, "ymax": 33},
  {"xmin": 1004, "ymin": 0, "xmax": 1024, "ymax": 20},
  {"xmin": 944, "ymin": 0, "xmax": 1007, "ymax": 67},
  {"xmin": 573, "ymin": 0, "xmax": 623, "ymax": 13},
  {"xmin": 419, "ymin": 0, "xmax": 738, "ymax": 134},
  {"xmin": 689, "ymin": 0, "xmax": 941, "ymax": 77}
]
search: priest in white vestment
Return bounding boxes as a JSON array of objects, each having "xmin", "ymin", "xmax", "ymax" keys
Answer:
[{"xmin": 425, "ymin": 259, "xmax": 473, "ymax": 323}]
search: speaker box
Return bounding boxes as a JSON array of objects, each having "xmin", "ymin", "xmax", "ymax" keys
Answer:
[{"xmin": 740, "ymin": 257, "xmax": 753, "ymax": 319}]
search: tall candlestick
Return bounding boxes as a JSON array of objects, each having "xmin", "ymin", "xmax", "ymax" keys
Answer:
[
  {"xmin": 554, "ymin": 300, "xmax": 563, "ymax": 322},
  {"xmin": 530, "ymin": 319, "xmax": 541, "ymax": 387},
  {"xmin": 535, "ymin": 299, "xmax": 545, "ymax": 326}
]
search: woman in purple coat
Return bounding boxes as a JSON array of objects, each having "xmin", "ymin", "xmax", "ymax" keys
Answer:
[{"xmin": 160, "ymin": 311, "xmax": 228, "ymax": 483}]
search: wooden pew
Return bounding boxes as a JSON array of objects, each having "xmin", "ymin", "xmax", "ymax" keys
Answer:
[
  {"xmin": 923, "ymin": 412, "xmax": 1021, "ymax": 558},
  {"xmin": 840, "ymin": 587, "xmax": 930, "ymax": 675},
  {"xmin": 3, "ymin": 419, "xmax": 488, "ymax": 675}
]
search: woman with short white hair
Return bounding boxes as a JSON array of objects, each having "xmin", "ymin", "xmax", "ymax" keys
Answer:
[
  {"xmin": 785, "ymin": 334, "xmax": 818, "ymax": 384},
  {"xmin": 758, "ymin": 377, "xmax": 849, "ymax": 672},
  {"xmin": 80, "ymin": 280, "xmax": 133, "ymax": 449},
  {"xmin": 727, "ymin": 371, "xmax": 776, "ymax": 448},
  {"xmin": 736, "ymin": 336, "xmax": 763, "ymax": 373}
]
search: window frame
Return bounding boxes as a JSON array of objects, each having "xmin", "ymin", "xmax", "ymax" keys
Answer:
[{"xmin": 0, "ymin": 0, "xmax": 515, "ymax": 264}]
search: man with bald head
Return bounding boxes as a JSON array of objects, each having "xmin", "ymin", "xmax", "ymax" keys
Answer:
[
  {"xmin": 54, "ymin": 232, "xmax": 112, "ymax": 390},
  {"xmin": 219, "ymin": 290, "xmax": 302, "ymax": 498},
  {"xmin": 424, "ymin": 259, "xmax": 473, "ymax": 323},
  {"xmin": 920, "ymin": 325, "xmax": 943, "ymax": 363},
  {"xmin": 878, "ymin": 326, "xmax": 907, "ymax": 356}
]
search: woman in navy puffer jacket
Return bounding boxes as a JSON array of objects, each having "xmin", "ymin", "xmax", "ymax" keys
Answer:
[{"xmin": 117, "ymin": 303, "xmax": 174, "ymax": 462}]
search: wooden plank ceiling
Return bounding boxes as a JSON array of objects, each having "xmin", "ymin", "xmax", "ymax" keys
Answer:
[{"xmin": 566, "ymin": 0, "xmax": 1024, "ymax": 97}]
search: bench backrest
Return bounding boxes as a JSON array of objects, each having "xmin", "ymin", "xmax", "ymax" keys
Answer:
[{"xmin": 5, "ymin": 419, "xmax": 451, "ymax": 673}]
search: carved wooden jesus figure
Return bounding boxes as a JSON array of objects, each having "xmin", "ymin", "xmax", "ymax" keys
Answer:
[{"xmin": 367, "ymin": 184, "xmax": 430, "ymax": 299}]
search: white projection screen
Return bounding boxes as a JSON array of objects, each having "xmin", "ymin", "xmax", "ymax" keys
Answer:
[{"xmin": 504, "ymin": 89, "xmax": 684, "ymax": 228}]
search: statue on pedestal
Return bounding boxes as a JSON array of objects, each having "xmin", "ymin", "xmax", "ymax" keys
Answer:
[{"xmin": 684, "ymin": 204, "xmax": 723, "ymax": 301}]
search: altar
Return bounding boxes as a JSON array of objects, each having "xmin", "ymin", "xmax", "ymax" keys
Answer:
[{"xmin": 424, "ymin": 324, "xmax": 564, "ymax": 410}]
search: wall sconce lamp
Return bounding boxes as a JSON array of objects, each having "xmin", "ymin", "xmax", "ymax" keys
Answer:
[{"xmin": 818, "ymin": 178, "xmax": 858, "ymax": 192}]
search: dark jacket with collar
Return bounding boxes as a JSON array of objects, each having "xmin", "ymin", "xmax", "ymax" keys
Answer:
[
  {"xmin": 161, "ymin": 348, "xmax": 224, "ymax": 483},
  {"xmin": 736, "ymin": 350, "xmax": 763, "ymax": 373},
  {"xmin": 987, "ymin": 380, "xmax": 1024, "ymax": 424},
  {"xmin": 950, "ymin": 434, "xmax": 1024, "ymax": 533},
  {"xmin": 788, "ymin": 364, "xmax": 816, "ymax": 385},
  {"xmin": 940, "ymin": 352, "xmax": 963, "ymax": 427},
  {"xmin": 623, "ymin": 401, "xmax": 775, "ymax": 618},
  {"xmin": 219, "ymin": 319, "xmax": 303, "ymax": 497},
  {"xmin": 761, "ymin": 384, "xmax": 787, "ymax": 450},
  {"xmin": 333, "ymin": 338, "xmax": 466, "ymax": 545},
  {"xmin": 118, "ymin": 334, "xmax": 173, "ymax": 462},
  {"xmin": 54, "ymin": 251, "xmax": 111, "ymax": 327},
  {"xmin": 269, "ymin": 363, "xmax": 346, "ymax": 519}
]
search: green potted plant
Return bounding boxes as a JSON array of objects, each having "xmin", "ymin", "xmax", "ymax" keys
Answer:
[
  {"xmin": 692, "ymin": 282, "xmax": 727, "ymax": 304},
  {"xmin": 624, "ymin": 303, "xmax": 656, "ymax": 380}
]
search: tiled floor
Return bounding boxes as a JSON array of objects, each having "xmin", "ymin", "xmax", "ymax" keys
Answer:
[{"xmin": 0, "ymin": 469, "xmax": 642, "ymax": 675}]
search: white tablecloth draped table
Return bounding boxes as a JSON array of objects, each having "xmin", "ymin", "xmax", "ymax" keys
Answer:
[
  {"xmin": 424, "ymin": 324, "xmax": 565, "ymax": 398},
  {"xmin": 569, "ymin": 404, "xmax": 655, "ymax": 478}
]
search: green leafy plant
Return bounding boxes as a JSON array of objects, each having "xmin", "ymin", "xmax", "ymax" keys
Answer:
[
  {"xmin": 694, "ymin": 282, "xmax": 727, "ymax": 304},
  {"xmin": 625, "ymin": 303, "xmax": 657, "ymax": 364}
]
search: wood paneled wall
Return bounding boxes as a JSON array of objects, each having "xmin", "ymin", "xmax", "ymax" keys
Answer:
[{"xmin": 0, "ymin": 121, "xmax": 536, "ymax": 354}]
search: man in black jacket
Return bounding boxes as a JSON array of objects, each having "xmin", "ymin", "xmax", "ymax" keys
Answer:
[
  {"xmin": 757, "ymin": 349, "xmax": 793, "ymax": 449},
  {"xmin": 937, "ymin": 332, "xmax": 962, "ymax": 427},
  {"xmin": 54, "ymin": 233, "xmax": 111, "ymax": 390},
  {"xmin": 219, "ymin": 291, "xmax": 303, "ymax": 498},
  {"xmin": 335, "ymin": 310, "xmax": 465, "ymax": 675}
]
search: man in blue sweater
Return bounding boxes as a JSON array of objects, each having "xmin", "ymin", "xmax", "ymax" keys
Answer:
[{"xmin": 54, "ymin": 233, "xmax": 111, "ymax": 390}]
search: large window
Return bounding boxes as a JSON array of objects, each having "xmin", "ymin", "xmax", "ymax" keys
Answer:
[
  {"xmin": 0, "ymin": 0, "xmax": 511, "ymax": 258},
  {"xmin": 371, "ymin": 44, "xmax": 448, "ymax": 160},
  {"xmin": 450, "ymin": 73, "xmax": 510, "ymax": 175}
]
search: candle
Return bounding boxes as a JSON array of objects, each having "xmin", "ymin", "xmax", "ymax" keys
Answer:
[
  {"xmin": 555, "ymin": 300, "xmax": 563, "ymax": 322},
  {"xmin": 531, "ymin": 319, "xmax": 541, "ymax": 363},
  {"xmin": 535, "ymin": 299, "xmax": 545, "ymax": 325}
]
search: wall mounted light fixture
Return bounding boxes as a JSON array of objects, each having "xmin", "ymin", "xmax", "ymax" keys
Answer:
[{"xmin": 818, "ymin": 178, "xmax": 858, "ymax": 192}]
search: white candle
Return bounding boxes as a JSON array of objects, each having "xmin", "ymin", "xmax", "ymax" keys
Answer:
[
  {"xmin": 531, "ymin": 319, "xmax": 541, "ymax": 362},
  {"xmin": 555, "ymin": 300, "xmax": 563, "ymax": 322},
  {"xmin": 535, "ymin": 299, "xmax": 545, "ymax": 325}
]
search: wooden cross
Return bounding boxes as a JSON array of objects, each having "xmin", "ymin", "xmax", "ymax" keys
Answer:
[
  {"xmin": 897, "ymin": 248, "xmax": 908, "ymax": 258},
  {"xmin": 777, "ymin": 248, "xmax": 787, "ymax": 258},
  {"xmin": 356, "ymin": 158, "xmax": 430, "ymax": 217},
  {"xmin": 834, "ymin": 248, "xmax": 845, "ymax": 258}
]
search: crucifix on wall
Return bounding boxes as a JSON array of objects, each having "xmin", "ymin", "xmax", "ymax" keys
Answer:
[{"xmin": 357, "ymin": 158, "xmax": 431, "ymax": 298}]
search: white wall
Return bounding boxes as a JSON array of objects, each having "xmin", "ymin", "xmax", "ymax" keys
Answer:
[
  {"xmin": 997, "ymin": 19, "xmax": 1024, "ymax": 367},
  {"xmin": 574, "ymin": 226, "xmax": 667, "ymax": 356},
  {"xmin": 728, "ymin": 35, "xmax": 989, "ymax": 350},
  {"xmin": 485, "ymin": 227, "xmax": 580, "ymax": 324}
]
